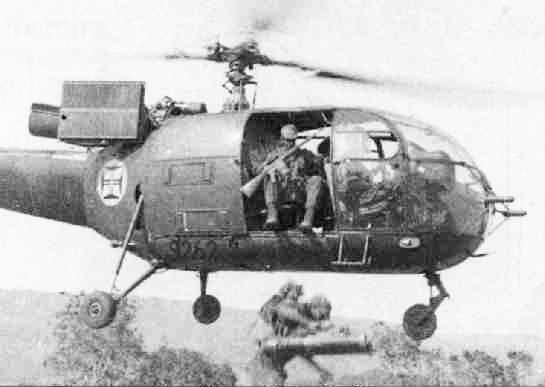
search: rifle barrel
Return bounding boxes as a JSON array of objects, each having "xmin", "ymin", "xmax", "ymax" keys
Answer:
[{"xmin": 240, "ymin": 127, "xmax": 329, "ymax": 197}]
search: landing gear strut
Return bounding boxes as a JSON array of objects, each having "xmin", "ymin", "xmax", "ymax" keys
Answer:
[
  {"xmin": 79, "ymin": 194, "xmax": 164, "ymax": 329},
  {"xmin": 192, "ymin": 271, "xmax": 221, "ymax": 324},
  {"xmin": 78, "ymin": 192, "xmax": 222, "ymax": 328},
  {"xmin": 403, "ymin": 272, "xmax": 449, "ymax": 341}
]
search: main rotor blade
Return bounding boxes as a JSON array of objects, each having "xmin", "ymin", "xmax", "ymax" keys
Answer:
[
  {"xmin": 164, "ymin": 43, "xmax": 534, "ymax": 101},
  {"xmin": 164, "ymin": 48, "xmax": 386, "ymax": 88}
]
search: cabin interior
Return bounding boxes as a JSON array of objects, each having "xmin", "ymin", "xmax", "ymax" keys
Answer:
[{"xmin": 240, "ymin": 109, "xmax": 406, "ymax": 232}]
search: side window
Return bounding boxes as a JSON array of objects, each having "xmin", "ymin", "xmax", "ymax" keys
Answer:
[
  {"xmin": 333, "ymin": 121, "xmax": 399, "ymax": 161},
  {"xmin": 168, "ymin": 162, "xmax": 214, "ymax": 186},
  {"xmin": 295, "ymin": 128, "xmax": 330, "ymax": 157},
  {"xmin": 334, "ymin": 130, "xmax": 374, "ymax": 160}
]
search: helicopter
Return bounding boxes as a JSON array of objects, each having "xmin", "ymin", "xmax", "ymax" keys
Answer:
[{"xmin": 0, "ymin": 39, "xmax": 526, "ymax": 341}]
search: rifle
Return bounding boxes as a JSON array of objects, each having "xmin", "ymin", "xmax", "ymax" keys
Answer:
[{"xmin": 240, "ymin": 127, "xmax": 328, "ymax": 198}]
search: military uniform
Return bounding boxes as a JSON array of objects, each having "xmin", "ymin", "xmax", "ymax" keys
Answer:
[
  {"xmin": 247, "ymin": 316, "xmax": 292, "ymax": 386},
  {"xmin": 247, "ymin": 290, "xmax": 333, "ymax": 386},
  {"xmin": 249, "ymin": 283, "xmax": 302, "ymax": 386},
  {"xmin": 259, "ymin": 281, "xmax": 304, "ymax": 336},
  {"xmin": 262, "ymin": 124, "xmax": 325, "ymax": 232}
]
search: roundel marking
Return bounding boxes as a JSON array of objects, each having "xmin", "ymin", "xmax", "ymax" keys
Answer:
[
  {"xmin": 399, "ymin": 236, "xmax": 421, "ymax": 249},
  {"xmin": 96, "ymin": 159, "xmax": 128, "ymax": 206}
]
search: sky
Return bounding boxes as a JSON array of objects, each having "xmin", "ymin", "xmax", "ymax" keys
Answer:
[{"xmin": 0, "ymin": 0, "xmax": 544, "ymax": 340}]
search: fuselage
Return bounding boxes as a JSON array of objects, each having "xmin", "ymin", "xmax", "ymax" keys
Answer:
[{"xmin": 0, "ymin": 106, "xmax": 493, "ymax": 274}]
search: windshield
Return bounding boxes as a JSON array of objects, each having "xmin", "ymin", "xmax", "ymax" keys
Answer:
[{"xmin": 394, "ymin": 121, "xmax": 476, "ymax": 166}]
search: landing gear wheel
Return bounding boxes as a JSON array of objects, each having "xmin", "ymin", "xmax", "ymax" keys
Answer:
[
  {"xmin": 80, "ymin": 291, "xmax": 117, "ymax": 329},
  {"xmin": 403, "ymin": 303, "xmax": 437, "ymax": 341},
  {"xmin": 193, "ymin": 294, "xmax": 221, "ymax": 324}
]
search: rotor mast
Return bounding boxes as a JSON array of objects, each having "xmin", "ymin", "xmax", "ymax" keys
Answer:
[
  {"xmin": 219, "ymin": 39, "xmax": 269, "ymax": 112},
  {"xmin": 222, "ymin": 60, "xmax": 256, "ymax": 111}
]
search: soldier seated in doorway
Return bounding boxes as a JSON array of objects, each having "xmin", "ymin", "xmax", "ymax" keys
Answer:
[{"xmin": 259, "ymin": 124, "xmax": 325, "ymax": 233}]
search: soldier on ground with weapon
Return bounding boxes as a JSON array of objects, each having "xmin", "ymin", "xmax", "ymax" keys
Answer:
[
  {"xmin": 247, "ymin": 282, "xmax": 334, "ymax": 385},
  {"xmin": 259, "ymin": 281, "xmax": 304, "ymax": 336}
]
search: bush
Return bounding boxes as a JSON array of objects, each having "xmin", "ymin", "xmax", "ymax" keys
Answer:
[
  {"xmin": 505, "ymin": 350, "xmax": 534, "ymax": 386},
  {"xmin": 45, "ymin": 294, "xmax": 145, "ymax": 385},
  {"xmin": 137, "ymin": 346, "xmax": 236, "ymax": 386},
  {"xmin": 332, "ymin": 321, "xmax": 535, "ymax": 386},
  {"xmin": 45, "ymin": 294, "xmax": 236, "ymax": 386}
]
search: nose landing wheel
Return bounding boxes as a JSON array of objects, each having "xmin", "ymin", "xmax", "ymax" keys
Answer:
[
  {"xmin": 403, "ymin": 272, "xmax": 449, "ymax": 341},
  {"xmin": 192, "ymin": 271, "xmax": 221, "ymax": 324},
  {"xmin": 403, "ymin": 304, "xmax": 437, "ymax": 341}
]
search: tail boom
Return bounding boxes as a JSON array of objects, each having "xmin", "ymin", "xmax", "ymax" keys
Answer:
[{"xmin": 0, "ymin": 149, "xmax": 88, "ymax": 225}]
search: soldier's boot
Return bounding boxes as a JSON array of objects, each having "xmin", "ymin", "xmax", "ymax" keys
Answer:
[
  {"xmin": 298, "ymin": 206, "xmax": 315, "ymax": 234},
  {"xmin": 298, "ymin": 176, "xmax": 322, "ymax": 234},
  {"xmin": 264, "ymin": 205, "xmax": 280, "ymax": 230}
]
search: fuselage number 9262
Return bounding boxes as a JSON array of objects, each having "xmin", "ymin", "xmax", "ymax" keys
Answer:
[{"xmin": 169, "ymin": 237, "xmax": 219, "ymax": 262}]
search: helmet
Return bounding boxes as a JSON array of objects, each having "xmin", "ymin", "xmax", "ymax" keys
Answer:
[
  {"xmin": 309, "ymin": 294, "xmax": 332, "ymax": 320},
  {"xmin": 229, "ymin": 59, "xmax": 241, "ymax": 70},
  {"xmin": 278, "ymin": 281, "xmax": 303, "ymax": 298},
  {"xmin": 160, "ymin": 96, "xmax": 173, "ymax": 108},
  {"xmin": 280, "ymin": 124, "xmax": 298, "ymax": 141},
  {"xmin": 310, "ymin": 294, "xmax": 331, "ymax": 310}
]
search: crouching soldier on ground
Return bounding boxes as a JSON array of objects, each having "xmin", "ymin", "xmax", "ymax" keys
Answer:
[
  {"xmin": 247, "ymin": 288, "xmax": 334, "ymax": 386},
  {"xmin": 258, "ymin": 281, "xmax": 304, "ymax": 336}
]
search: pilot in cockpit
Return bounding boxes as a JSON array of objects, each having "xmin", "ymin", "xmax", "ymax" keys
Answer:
[{"xmin": 259, "ymin": 124, "xmax": 325, "ymax": 233}]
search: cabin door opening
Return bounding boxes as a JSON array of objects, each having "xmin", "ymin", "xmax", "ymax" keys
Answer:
[{"xmin": 240, "ymin": 111, "xmax": 335, "ymax": 232}]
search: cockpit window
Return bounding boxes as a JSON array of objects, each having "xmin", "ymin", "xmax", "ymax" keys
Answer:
[
  {"xmin": 333, "ymin": 121, "xmax": 399, "ymax": 161},
  {"xmin": 395, "ymin": 122, "xmax": 476, "ymax": 166},
  {"xmin": 334, "ymin": 131, "xmax": 372, "ymax": 160},
  {"xmin": 295, "ymin": 128, "xmax": 331, "ymax": 157}
]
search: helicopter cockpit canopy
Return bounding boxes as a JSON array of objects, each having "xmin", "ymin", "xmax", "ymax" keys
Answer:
[
  {"xmin": 389, "ymin": 115, "xmax": 476, "ymax": 165},
  {"xmin": 387, "ymin": 114, "xmax": 490, "ymax": 195},
  {"xmin": 241, "ymin": 107, "xmax": 490, "ymax": 237}
]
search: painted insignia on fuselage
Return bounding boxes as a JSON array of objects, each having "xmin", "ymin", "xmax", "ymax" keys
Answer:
[{"xmin": 97, "ymin": 159, "xmax": 127, "ymax": 206}]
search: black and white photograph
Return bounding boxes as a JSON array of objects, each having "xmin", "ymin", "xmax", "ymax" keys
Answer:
[{"xmin": 0, "ymin": 1, "xmax": 542, "ymax": 385}]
